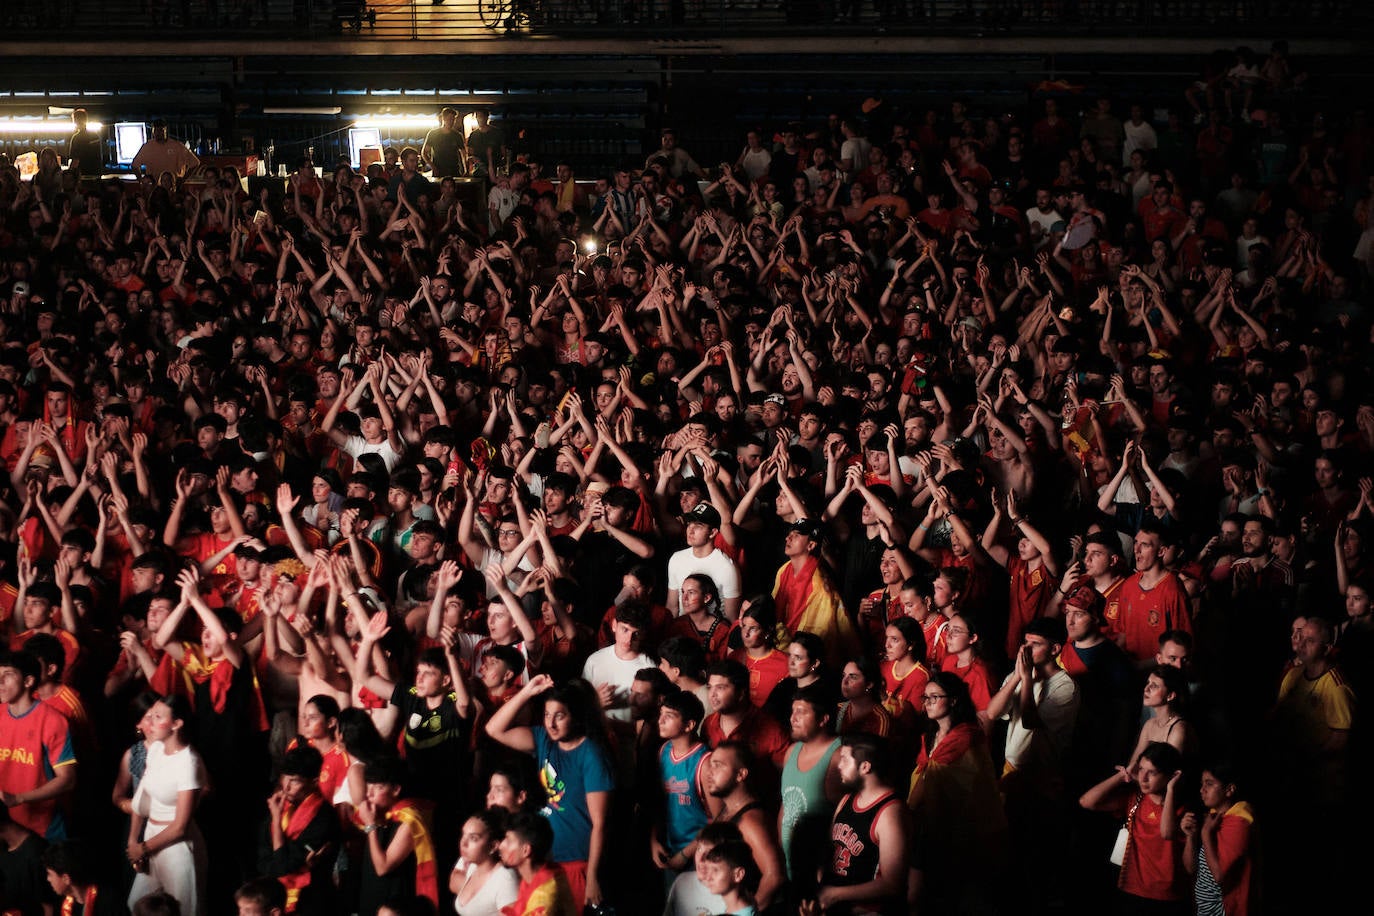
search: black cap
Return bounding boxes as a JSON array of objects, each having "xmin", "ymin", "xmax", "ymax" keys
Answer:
[
  {"xmin": 787, "ymin": 518, "xmax": 824, "ymax": 541},
  {"xmin": 683, "ymin": 502, "xmax": 722, "ymax": 529}
]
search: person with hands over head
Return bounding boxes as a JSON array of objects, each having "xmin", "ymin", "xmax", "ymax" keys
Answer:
[
  {"xmin": 352, "ymin": 604, "xmax": 473, "ymax": 810},
  {"xmin": 982, "ymin": 489, "xmax": 1060, "ymax": 661},
  {"xmin": 1079, "ymin": 742, "xmax": 1189, "ymax": 914},
  {"xmin": 320, "ymin": 361, "xmax": 406, "ymax": 473},
  {"xmin": 484, "ymin": 673, "xmax": 614, "ymax": 910}
]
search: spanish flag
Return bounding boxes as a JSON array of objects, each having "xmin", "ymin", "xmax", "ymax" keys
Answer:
[
  {"xmin": 387, "ymin": 800, "xmax": 439, "ymax": 909},
  {"xmin": 772, "ymin": 557, "xmax": 860, "ymax": 668}
]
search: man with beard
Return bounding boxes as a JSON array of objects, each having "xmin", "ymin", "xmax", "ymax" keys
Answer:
[
  {"xmin": 808, "ymin": 733, "xmax": 907, "ymax": 916},
  {"xmin": 703, "ymin": 740, "xmax": 784, "ymax": 912},
  {"xmin": 779, "ymin": 684, "xmax": 841, "ymax": 896}
]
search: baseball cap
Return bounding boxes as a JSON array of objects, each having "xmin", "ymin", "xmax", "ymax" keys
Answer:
[
  {"xmin": 1063, "ymin": 584, "xmax": 1106, "ymax": 619},
  {"xmin": 764, "ymin": 393, "xmax": 787, "ymax": 408},
  {"xmin": 683, "ymin": 502, "xmax": 722, "ymax": 529},
  {"xmin": 787, "ymin": 518, "xmax": 825, "ymax": 541}
]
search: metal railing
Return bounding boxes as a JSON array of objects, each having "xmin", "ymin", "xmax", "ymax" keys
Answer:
[{"xmin": 2, "ymin": 0, "xmax": 1368, "ymax": 41}]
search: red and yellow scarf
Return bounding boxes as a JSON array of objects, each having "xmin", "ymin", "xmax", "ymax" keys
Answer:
[
  {"xmin": 279, "ymin": 791, "xmax": 327, "ymax": 912},
  {"xmin": 387, "ymin": 800, "xmax": 438, "ymax": 907}
]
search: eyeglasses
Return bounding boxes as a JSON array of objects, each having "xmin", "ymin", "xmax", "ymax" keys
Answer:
[
  {"xmin": 497, "ymin": 529, "xmax": 521, "ymax": 537},
  {"xmin": 944, "ymin": 627, "xmax": 968, "ymax": 636},
  {"xmin": 921, "ymin": 694, "xmax": 948, "ymax": 703}
]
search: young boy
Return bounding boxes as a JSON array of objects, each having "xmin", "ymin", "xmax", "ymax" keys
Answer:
[
  {"xmin": 498, "ymin": 811, "xmax": 577, "ymax": 916},
  {"xmin": 662, "ymin": 821, "xmax": 741, "ymax": 916},
  {"xmin": 651, "ymin": 690, "xmax": 712, "ymax": 875},
  {"xmin": 44, "ymin": 839, "xmax": 122, "ymax": 916},
  {"xmin": 700, "ymin": 838, "xmax": 760, "ymax": 916}
]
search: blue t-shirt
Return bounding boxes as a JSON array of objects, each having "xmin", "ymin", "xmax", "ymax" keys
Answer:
[{"xmin": 532, "ymin": 726, "xmax": 615, "ymax": 863}]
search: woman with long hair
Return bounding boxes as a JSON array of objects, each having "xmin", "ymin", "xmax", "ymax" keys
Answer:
[
  {"xmin": 1128, "ymin": 665, "xmax": 1196, "ymax": 771},
  {"xmin": 336, "ymin": 707, "xmax": 390, "ymax": 812},
  {"xmin": 879, "ymin": 616, "xmax": 930, "ymax": 731},
  {"xmin": 907, "ymin": 672, "xmax": 1009, "ymax": 911},
  {"xmin": 295, "ymin": 694, "xmax": 351, "ymax": 807},
  {"xmin": 667, "ymin": 573, "xmax": 731, "ymax": 662},
  {"xmin": 763, "ymin": 630, "xmax": 831, "ymax": 729},
  {"xmin": 483, "ymin": 673, "xmax": 616, "ymax": 910},
  {"xmin": 938, "ymin": 612, "xmax": 996, "ymax": 729},
  {"xmin": 301, "ymin": 470, "xmax": 345, "ymax": 546},
  {"xmin": 450, "ymin": 807, "xmax": 519, "ymax": 916},
  {"xmin": 728, "ymin": 597, "xmax": 789, "ymax": 709},
  {"xmin": 126, "ymin": 695, "xmax": 208, "ymax": 916}
]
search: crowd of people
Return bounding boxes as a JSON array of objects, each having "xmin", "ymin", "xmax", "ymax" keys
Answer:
[{"xmin": 0, "ymin": 43, "xmax": 1370, "ymax": 916}]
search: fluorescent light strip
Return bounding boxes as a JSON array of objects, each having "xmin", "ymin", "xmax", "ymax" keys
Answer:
[
  {"xmin": 350, "ymin": 115, "xmax": 439, "ymax": 129},
  {"xmin": 262, "ymin": 106, "xmax": 342, "ymax": 115},
  {"xmin": 0, "ymin": 119, "xmax": 103, "ymax": 134}
]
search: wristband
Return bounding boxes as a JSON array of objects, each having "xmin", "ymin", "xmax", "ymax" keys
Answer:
[
  {"xmin": 918, "ymin": 522, "xmax": 930, "ymax": 531},
  {"xmin": 363, "ymin": 823, "xmax": 378, "ymax": 835}
]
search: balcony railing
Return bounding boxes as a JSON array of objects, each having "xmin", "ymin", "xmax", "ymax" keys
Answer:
[{"xmin": 4, "ymin": 0, "xmax": 1369, "ymax": 42}]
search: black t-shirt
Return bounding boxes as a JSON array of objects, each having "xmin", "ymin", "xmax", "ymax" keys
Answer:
[
  {"xmin": 357, "ymin": 818, "xmax": 416, "ymax": 916},
  {"xmin": 68, "ymin": 130, "xmax": 105, "ymax": 175},
  {"xmin": 423, "ymin": 127, "xmax": 464, "ymax": 178},
  {"xmin": 0, "ymin": 833, "xmax": 50, "ymax": 916},
  {"xmin": 390, "ymin": 684, "xmax": 470, "ymax": 803}
]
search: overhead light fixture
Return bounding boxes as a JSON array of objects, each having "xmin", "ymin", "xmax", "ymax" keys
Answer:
[
  {"xmin": 263, "ymin": 106, "xmax": 343, "ymax": 115},
  {"xmin": 0, "ymin": 118, "xmax": 102, "ymax": 134},
  {"xmin": 351, "ymin": 115, "xmax": 437, "ymax": 130}
]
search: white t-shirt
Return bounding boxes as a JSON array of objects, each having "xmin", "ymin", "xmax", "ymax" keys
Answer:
[
  {"xmin": 452, "ymin": 861, "xmax": 519, "ymax": 916},
  {"xmin": 342, "ymin": 434, "xmax": 404, "ymax": 473},
  {"xmin": 738, "ymin": 147, "xmax": 772, "ymax": 183},
  {"xmin": 839, "ymin": 137, "xmax": 872, "ymax": 178},
  {"xmin": 666, "ymin": 547, "xmax": 742, "ymax": 601},
  {"xmin": 582, "ymin": 645, "xmax": 655, "ymax": 722},
  {"xmin": 999, "ymin": 669, "xmax": 1080, "ymax": 771},
  {"xmin": 1121, "ymin": 119, "xmax": 1158, "ymax": 165},
  {"xmin": 488, "ymin": 186, "xmax": 520, "ymax": 233},
  {"xmin": 663, "ymin": 871, "xmax": 725, "ymax": 916},
  {"xmin": 1025, "ymin": 206, "xmax": 1062, "ymax": 250},
  {"xmin": 133, "ymin": 741, "xmax": 204, "ymax": 822}
]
